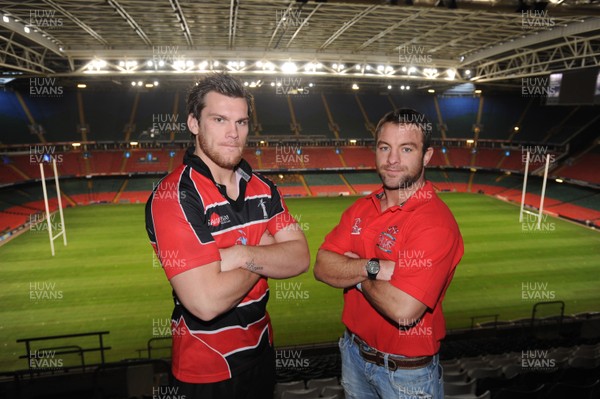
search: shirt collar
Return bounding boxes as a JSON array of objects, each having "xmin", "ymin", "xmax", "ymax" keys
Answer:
[
  {"xmin": 369, "ymin": 181, "xmax": 434, "ymax": 213},
  {"xmin": 183, "ymin": 146, "xmax": 252, "ymax": 185}
]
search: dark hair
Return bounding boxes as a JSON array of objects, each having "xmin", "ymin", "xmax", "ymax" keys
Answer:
[
  {"xmin": 375, "ymin": 108, "xmax": 432, "ymax": 153},
  {"xmin": 186, "ymin": 73, "xmax": 253, "ymax": 120}
]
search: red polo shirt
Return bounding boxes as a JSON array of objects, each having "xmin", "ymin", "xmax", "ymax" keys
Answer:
[{"xmin": 320, "ymin": 181, "xmax": 463, "ymax": 356}]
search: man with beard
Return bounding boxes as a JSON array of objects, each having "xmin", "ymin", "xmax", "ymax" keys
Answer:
[
  {"xmin": 146, "ymin": 73, "xmax": 310, "ymax": 398},
  {"xmin": 314, "ymin": 108, "xmax": 464, "ymax": 399}
]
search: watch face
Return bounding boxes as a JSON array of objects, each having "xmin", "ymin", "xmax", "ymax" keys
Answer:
[{"xmin": 367, "ymin": 260, "xmax": 380, "ymax": 274}]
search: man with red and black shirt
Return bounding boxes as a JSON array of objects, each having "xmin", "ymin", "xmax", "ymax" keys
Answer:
[
  {"xmin": 146, "ymin": 73, "xmax": 309, "ymax": 399},
  {"xmin": 314, "ymin": 109, "xmax": 464, "ymax": 399}
]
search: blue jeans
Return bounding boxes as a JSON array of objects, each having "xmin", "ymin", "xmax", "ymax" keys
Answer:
[{"xmin": 339, "ymin": 331, "xmax": 443, "ymax": 399}]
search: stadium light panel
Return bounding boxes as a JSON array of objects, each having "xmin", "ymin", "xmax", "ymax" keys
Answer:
[
  {"xmin": 2, "ymin": 15, "xmax": 9, "ymax": 23},
  {"xmin": 282, "ymin": 62, "xmax": 297, "ymax": 74}
]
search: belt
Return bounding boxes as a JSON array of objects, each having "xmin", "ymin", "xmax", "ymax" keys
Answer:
[{"xmin": 349, "ymin": 331, "xmax": 433, "ymax": 371}]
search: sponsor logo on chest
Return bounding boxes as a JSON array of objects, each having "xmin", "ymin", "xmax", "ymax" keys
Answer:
[{"xmin": 208, "ymin": 212, "xmax": 231, "ymax": 227}]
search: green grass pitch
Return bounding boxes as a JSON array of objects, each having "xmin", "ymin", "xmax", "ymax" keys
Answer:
[{"xmin": 1, "ymin": 193, "xmax": 599, "ymax": 372}]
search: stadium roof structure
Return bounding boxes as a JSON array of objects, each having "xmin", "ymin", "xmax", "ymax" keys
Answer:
[{"xmin": 0, "ymin": 0, "xmax": 599, "ymax": 91}]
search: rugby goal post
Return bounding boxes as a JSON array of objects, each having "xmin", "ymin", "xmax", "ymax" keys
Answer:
[
  {"xmin": 519, "ymin": 151, "xmax": 551, "ymax": 229},
  {"xmin": 39, "ymin": 157, "xmax": 67, "ymax": 256}
]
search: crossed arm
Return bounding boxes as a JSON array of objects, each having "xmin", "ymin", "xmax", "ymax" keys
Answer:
[
  {"xmin": 314, "ymin": 249, "xmax": 427, "ymax": 326},
  {"xmin": 170, "ymin": 226, "xmax": 309, "ymax": 321}
]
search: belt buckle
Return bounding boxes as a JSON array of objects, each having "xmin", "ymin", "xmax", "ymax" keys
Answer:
[{"xmin": 386, "ymin": 358, "xmax": 398, "ymax": 371}]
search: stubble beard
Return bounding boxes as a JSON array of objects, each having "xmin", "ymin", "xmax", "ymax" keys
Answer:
[
  {"xmin": 378, "ymin": 158, "xmax": 425, "ymax": 192},
  {"xmin": 197, "ymin": 132, "xmax": 244, "ymax": 170}
]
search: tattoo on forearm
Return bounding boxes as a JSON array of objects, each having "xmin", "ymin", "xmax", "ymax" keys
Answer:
[{"xmin": 245, "ymin": 259, "xmax": 263, "ymax": 272}]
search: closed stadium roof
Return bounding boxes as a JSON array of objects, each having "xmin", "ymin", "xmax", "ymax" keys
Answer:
[{"xmin": 0, "ymin": 0, "xmax": 599, "ymax": 91}]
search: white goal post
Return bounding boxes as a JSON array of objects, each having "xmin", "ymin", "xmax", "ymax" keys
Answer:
[
  {"xmin": 519, "ymin": 151, "xmax": 552, "ymax": 229},
  {"xmin": 39, "ymin": 157, "xmax": 67, "ymax": 256}
]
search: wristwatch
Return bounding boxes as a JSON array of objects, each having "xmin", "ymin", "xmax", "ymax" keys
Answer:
[{"xmin": 366, "ymin": 258, "xmax": 380, "ymax": 280}]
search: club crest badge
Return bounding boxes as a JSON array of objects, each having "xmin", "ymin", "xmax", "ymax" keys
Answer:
[{"xmin": 377, "ymin": 225, "xmax": 398, "ymax": 253}]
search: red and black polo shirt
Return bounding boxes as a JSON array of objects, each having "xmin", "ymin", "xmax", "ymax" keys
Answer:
[{"xmin": 145, "ymin": 146, "xmax": 295, "ymax": 383}]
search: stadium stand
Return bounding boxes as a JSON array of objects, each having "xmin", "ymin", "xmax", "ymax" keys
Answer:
[
  {"xmin": 1, "ymin": 89, "xmax": 599, "ymax": 399},
  {"xmin": 437, "ymin": 96, "xmax": 480, "ymax": 139},
  {"xmin": 254, "ymin": 93, "xmax": 294, "ymax": 135},
  {"xmin": 290, "ymin": 95, "xmax": 332, "ymax": 138},
  {"xmin": 554, "ymin": 148, "xmax": 600, "ymax": 185},
  {"xmin": 325, "ymin": 93, "xmax": 372, "ymax": 139},
  {"xmin": 479, "ymin": 95, "xmax": 524, "ymax": 140}
]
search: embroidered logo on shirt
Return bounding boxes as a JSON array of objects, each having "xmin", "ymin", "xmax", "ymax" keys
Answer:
[
  {"xmin": 376, "ymin": 225, "xmax": 399, "ymax": 253},
  {"xmin": 258, "ymin": 199, "xmax": 268, "ymax": 219},
  {"xmin": 235, "ymin": 230, "xmax": 248, "ymax": 246},
  {"xmin": 351, "ymin": 218, "xmax": 362, "ymax": 235}
]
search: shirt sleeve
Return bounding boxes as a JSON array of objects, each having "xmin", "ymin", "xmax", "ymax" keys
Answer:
[
  {"xmin": 319, "ymin": 206, "xmax": 355, "ymax": 256},
  {"xmin": 147, "ymin": 174, "xmax": 221, "ymax": 280},
  {"xmin": 389, "ymin": 224, "xmax": 462, "ymax": 309},
  {"xmin": 266, "ymin": 182, "xmax": 297, "ymax": 235}
]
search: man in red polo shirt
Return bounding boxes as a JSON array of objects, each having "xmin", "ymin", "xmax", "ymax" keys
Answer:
[
  {"xmin": 146, "ymin": 73, "xmax": 310, "ymax": 398},
  {"xmin": 314, "ymin": 108, "xmax": 464, "ymax": 399}
]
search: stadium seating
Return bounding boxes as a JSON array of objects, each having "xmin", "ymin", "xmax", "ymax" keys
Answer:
[{"xmin": 555, "ymin": 150, "xmax": 600, "ymax": 185}]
